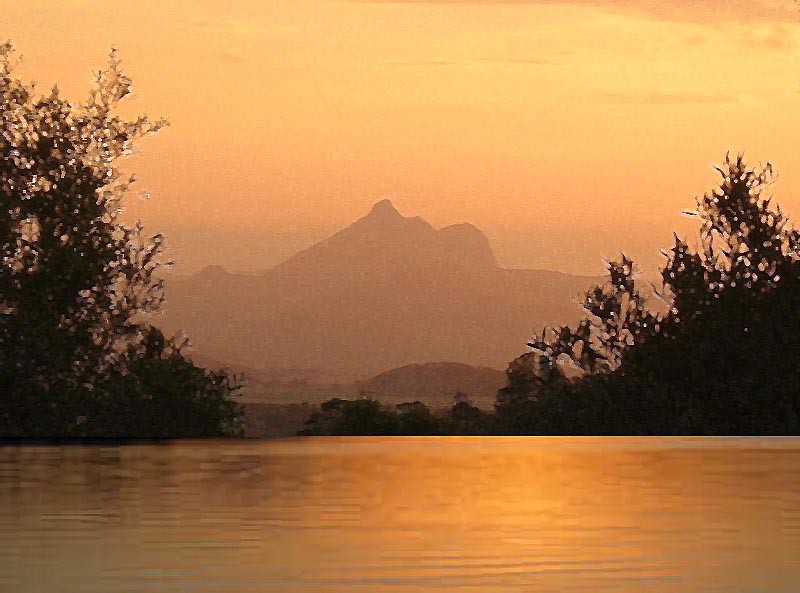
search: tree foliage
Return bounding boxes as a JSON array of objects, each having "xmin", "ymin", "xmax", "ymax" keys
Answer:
[
  {"xmin": 497, "ymin": 154, "xmax": 800, "ymax": 435},
  {"xmin": 299, "ymin": 394, "xmax": 497, "ymax": 436},
  {"xmin": 299, "ymin": 397, "xmax": 440, "ymax": 436},
  {"xmin": 0, "ymin": 44, "xmax": 242, "ymax": 437}
]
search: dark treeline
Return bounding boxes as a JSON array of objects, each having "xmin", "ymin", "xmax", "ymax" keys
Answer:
[
  {"xmin": 299, "ymin": 394, "xmax": 498, "ymax": 436},
  {"xmin": 304, "ymin": 154, "xmax": 800, "ymax": 436},
  {"xmin": 0, "ymin": 46, "xmax": 242, "ymax": 438}
]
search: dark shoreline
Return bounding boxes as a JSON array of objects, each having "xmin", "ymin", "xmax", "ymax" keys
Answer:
[{"xmin": 0, "ymin": 437, "xmax": 252, "ymax": 446}]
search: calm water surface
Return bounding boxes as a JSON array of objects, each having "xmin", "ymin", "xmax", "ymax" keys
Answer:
[{"xmin": 1, "ymin": 437, "xmax": 800, "ymax": 592}]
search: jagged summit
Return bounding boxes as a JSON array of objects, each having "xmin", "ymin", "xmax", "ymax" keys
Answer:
[
  {"xmin": 327, "ymin": 200, "xmax": 496, "ymax": 269},
  {"xmin": 358, "ymin": 198, "xmax": 431, "ymax": 231},
  {"xmin": 345, "ymin": 198, "xmax": 433, "ymax": 240},
  {"xmin": 368, "ymin": 198, "xmax": 402, "ymax": 218}
]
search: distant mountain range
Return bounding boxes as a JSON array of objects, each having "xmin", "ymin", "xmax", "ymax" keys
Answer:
[
  {"xmin": 161, "ymin": 200, "xmax": 601, "ymax": 381},
  {"xmin": 192, "ymin": 355, "xmax": 507, "ymax": 408}
]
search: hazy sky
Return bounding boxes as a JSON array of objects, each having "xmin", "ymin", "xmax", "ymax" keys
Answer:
[{"xmin": 5, "ymin": 0, "xmax": 799, "ymax": 274}]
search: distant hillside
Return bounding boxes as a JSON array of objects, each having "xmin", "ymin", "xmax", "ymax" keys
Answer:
[
  {"xmin": 162, "ymin": 200, "xmax": 601, "ymax": 380},
  {"xmin": 355, "ymin": 362, "xmax": 506, "ymax": 404},
  {"xmin": 203, "ymin": 359, "xmax": 506, "ymax": 411}
]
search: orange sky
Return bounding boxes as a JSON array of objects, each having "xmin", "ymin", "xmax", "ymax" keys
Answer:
[{"xmin": 5, "ymin": 0, "xmax": 799, "ymax": 275}]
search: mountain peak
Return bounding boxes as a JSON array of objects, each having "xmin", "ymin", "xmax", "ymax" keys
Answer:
[
  {"xmin": 438, "ymin": 223, "xmax": 496, "ymax": 267},
  {"xmin": 197, "ymin": 264, "xmax": 228, "ymax": 277},
  {"xmin": 368, "ymin": 198, "xmax": 401, "ymax": 218}
]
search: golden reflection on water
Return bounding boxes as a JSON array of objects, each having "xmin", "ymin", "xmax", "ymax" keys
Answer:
[{"xmin": 1, "ymin": 437, "xmax": 799, "ymax": 592}]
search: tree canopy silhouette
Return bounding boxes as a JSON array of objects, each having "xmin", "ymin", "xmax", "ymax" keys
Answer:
[
  {"xmin": 497, "ymin": 154, "xmax": 800, "ymax": 435},
  {"xmin": 0, "ymin": 44, "xmax": 242, "ymax": 437},
  {"xmin": 298, "ymin": 395, "xmax": 497, "ymax": 436}
]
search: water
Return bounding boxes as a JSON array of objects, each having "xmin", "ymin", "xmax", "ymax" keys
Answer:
[{"xmin": 1, "ymin": 437, "xmax": 799, "ymax": 592}]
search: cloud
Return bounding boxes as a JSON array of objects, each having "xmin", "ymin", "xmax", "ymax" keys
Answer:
[
  {"xmin": 383, "ymin": 56, "xmax": 565, "ymax": 67},
  {"xmin": 744, "ymin": 23, "xmax": 797, "ymax": 50},
  {"xmin": 385, "ymin": 60, "xmax": 462, "ymax": 66},
  {"xmin": 216, "ymin": 52, "xmax": 249, "ymax": 64},
  {"xmin": 598, "ymin": 91, "xmax": 740, "ymax": 106},
  {"xmin": 479, "ymin": 57, "xmax": 563, "ymax": 65},
  {"xmin": 345, "ymin": 0, "xmax": 795, "ymax": 24}
]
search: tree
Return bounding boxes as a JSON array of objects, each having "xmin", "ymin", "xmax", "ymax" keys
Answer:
[
  {"xmin": 498, "ymin": 154, "xmax": 800, "ymax": 435},
  {"xmin": 299, "ymin": 397, "xmax": 401, "ymax": 436},
  {"xmin": 299, "ymin": 396, "xmax": 448, "ymax": 436},
  {"xmin": 0, "ymin": 44, "xmax": 242, "ymax": 437},
  {"xmin": 445, "ymin": 398, "xmax": 497, "ymax": 435}
]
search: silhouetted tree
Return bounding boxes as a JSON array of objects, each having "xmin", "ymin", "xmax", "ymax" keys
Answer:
[
  {"xmin": 299, "ymin": 394, "xmax": 505, "ymax": 436},
  {"xmin": 498, "ymin": 154, "xmax": 800, "ymax": 435},
  {"xmin": 395, "ymin": 400, "xmax": 439, "ymax": 435},
  {"xmin": 444, "ymin": 398, "xmax": 497, "ymax": 435},
  {"xmin": 0, "ymin": 44, "xmax": 242, "ymax": 437},
  {"xmin": 300, "ymin": 397, "xmax": 401, "ymax": 435}
]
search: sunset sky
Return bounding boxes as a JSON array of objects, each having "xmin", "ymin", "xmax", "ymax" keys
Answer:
[{"xmin": 5, "ymin": 0, "xmax": 799, "ymax": 275}]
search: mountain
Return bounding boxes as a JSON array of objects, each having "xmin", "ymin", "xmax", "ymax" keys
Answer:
[
  {"xmin": 160, "ymin": 200, "xmax": 602, "ymax": 380},
  {"xmin": 355, "ymin": 362, "xmax": 506, "ymax": 406}
]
